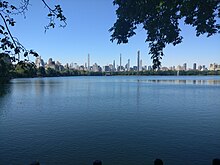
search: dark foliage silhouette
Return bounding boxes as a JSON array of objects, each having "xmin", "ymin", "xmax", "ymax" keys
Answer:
[
  {"xmin": 110, "ymin": 0, "xmax": 220, "ymax": 69},
  {"xmin": 0, "ymin": 0, "xmax": 66, "ymax": 82}
]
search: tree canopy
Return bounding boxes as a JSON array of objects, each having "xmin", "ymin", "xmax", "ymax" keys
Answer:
[
  {"xmin": 0, "ymin": 0, "xmax": 66, "ymax": 82},
  {"xmin": 1, "ymin": 0, "xmax": 220, "ymax": 73},
  {"xmin": 110, "ymin": 0, "xmax": 220, "ymax": 69},
  {"xmin": 0, "ymin": 0, "xmax": 66, "ymax": 62}
]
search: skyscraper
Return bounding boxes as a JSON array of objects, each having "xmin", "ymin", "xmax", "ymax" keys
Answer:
[
  {"xmin": 35, "ymin": 56, "xmax": 45, "ymax": 68},
  {"xmin": 120, "ymin": 54, "xmax": 122, "ymax": 71},
  {"xmin": 137, "ymin": 50, "xmax": 140, "ymax": 73},
  {"xmin": 88, "ymin": 54, "xmax": 90, "ymax": 71},
  {"xmin": 183, "ymin": 63, "xmax": 187, "ymax": 71},
  {"xmin": 48, "ymin": 58, "xmax": 53, "ymax": 65},
  {"xmin": 140, "ymin": 59, "xmax": 142, "ymax": 71},
  {"xmin": 113, "ymin": 60, "xmax": 116, "ymax": 72},
  {"xmin": 193, "ymin": 63, "xmax": 197, "ymax": 70},
  {"xmin": 128, "ymin": 59, "xmax": 130, "ymax": 71}
]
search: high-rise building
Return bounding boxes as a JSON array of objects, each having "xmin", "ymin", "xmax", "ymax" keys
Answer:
[
  {"xmin": 35, "ymin": 56, "xmax": 45, "ymax": 68},
  {"xmin": 193, "ymin": 63, "xmax": 197, "ymax": 70},
  {"xmin": 120, "ymin": 54, "xmax": 122, "ymax": 71},
  {"xmin": 88, "ymin": 54, "xmax": 90, "ymax": 71},
  {"xmin": 140, "ymin": 59, "xmax": 142, "ymax": 71},
  {"xmin": 127, "ymin": 59, "xmax": 130, "ymax": 71},
  {"xmin": 47, "ymin": 58, "xmax": 55, "ymax": 69},
  {"xmin": 183, "ymin": 63, "xmax": 187, "ymax": 71},
  {"xmin": 113, "ymin": 60, "xmax": 116, "ymax": 72},
  {"xmin": 103, "ymin": 65, "xmax": 110, "ymax": 72},
  {"xmin": 137, "ymin": 50, "xmax": 140, "ymax": 73},
  {"xmin": 209, "ymin": 63, "xmax": 220, "ymax": 71},
  {"xmin": 48, "ymin": 58, "xmax": 53, "ymax": 65},
  {"xmin": 92, "ymin": 63, "xmax": 102, "ymax": 72},
  {"xmin": 198, "ymin": 65, "xmax": 202, "ymax": 71}
]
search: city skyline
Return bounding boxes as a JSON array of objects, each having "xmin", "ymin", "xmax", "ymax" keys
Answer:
[
  {"xmin": 35, "ymin": 48, "xmax": 218, "ymax": 70},
  {"xmin": 36, "ymin": 53, "xmax": 220, "ymax": 72},
  {"xmin": 12, "ymin": 1, "xmax": 219, "ymax": 67}
]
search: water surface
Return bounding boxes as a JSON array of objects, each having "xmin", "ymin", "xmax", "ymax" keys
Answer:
[{"xmin": 0, "ymin": 76, "xmax": 220, "ymax": 165}]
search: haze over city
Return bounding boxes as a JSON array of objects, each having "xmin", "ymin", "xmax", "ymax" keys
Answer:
[{"xmin": 11, "ymin": 0, "xmax": 220, "ymax": 67}]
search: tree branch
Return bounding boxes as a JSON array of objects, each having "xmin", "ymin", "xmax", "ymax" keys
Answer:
[{"xmin": 0, "ymin": 12, "xmax": 19, "ymax": 60}]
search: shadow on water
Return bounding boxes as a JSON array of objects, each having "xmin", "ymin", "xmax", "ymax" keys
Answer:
[
  {"xmin": 0, "ymin": 83, "xmax": 11, "ymax": 117},
  {"xmin": 0, "ymin": 83, "xmax": 11, "ymax": 97}
]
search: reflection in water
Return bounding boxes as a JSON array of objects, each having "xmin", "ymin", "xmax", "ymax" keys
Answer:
[
  {"xmin": 0, "ymin": 84, "xmax": 11, "ymax": 97},
  {"xmin": 0, "ymin": 76, "xmax": 220, "ymax": 165},
  {"xmin": 0, "ymin": 84, "xmax": 11, "ymax": 117},
  {"xmin": 140, "ymin": 79, "xmax": 220, "ymax": 85},
  {"xmin": 34, "ymin": 79, "xmax": 46, "ymax": 96},
  {"xmin": 136, "ymin": 81, "xmax": 140, "ymax": 111}
]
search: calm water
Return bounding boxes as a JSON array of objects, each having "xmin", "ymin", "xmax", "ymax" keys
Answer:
[{"xmin": 0, "ymin": 76, "xmax": 220, "ymax": 165}]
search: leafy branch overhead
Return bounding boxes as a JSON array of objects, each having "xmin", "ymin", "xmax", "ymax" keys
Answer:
[
  {"xmin": 110, "ymin": 0, "xmax": 220, "ymax": 69},
  {"xmin": 0, "ymin": 0, "xmax": 66, "ymax": 62}
]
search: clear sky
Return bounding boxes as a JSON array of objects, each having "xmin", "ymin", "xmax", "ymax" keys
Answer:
[{"xmin": 11, "ymin": 0, "xmax": 220, "ymax": 68}]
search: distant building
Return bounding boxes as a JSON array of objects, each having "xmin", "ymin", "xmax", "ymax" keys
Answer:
[
  {"xmin": 119, "ymin": 54, "xmax": 122, "ymax": 71},
  {"xmin": 88, "ymin": 54, "xmax": 90, "ymax": 71},
  {"xmin": 35, "ymin": 56, "xmax": 45, "ymax": 68},
  {"xmin": 161, "ymin": 67, "xmax": 169, "ymax": 71},
  {"xmin": 202, "ymin": 65, "xmax": 207, "ymax": 71},
  {"xmin": 79, "ymin": 65, "xmax": 85, "ymax": 71},
  {"xmin": 92, "ymin": 63, "xmax": 102, "ymax": 72},
  {"xmin": 56, "ymin": 61, "xmax": 64, "ymax": 71},
  {"xmin": 169, "ymin": 66, "xmax": 175, "ymax": 71},
  {"xmin": 133, "ymin": 66, "xmax": 138, "ymax": 71},
  {"xmin": 64, "ymin": 63, "xmax": 69, "ymax": 69},
  {"xmin": 137, "ymin": 50, "xmax": 140, "ymax": 72},
  {"xmin": 109, "ymin": 64, "xmax": 113, "ymax": 71},
  {"xmin": 183, "ymin": 63, "xmax": 187, "ymax": 71},
  {"xmin": 73, "ymin": 63, "xmax": 79, "ymax": 70},
  {"xmin": 176, "ymin": 65, "xmax": 183, "ymax": 71},
  {"xmin": 148, "ymin": 65, "xmax": 152, "ymax": 71},
  {"xmin": 103, "ymin": 65, "xmax": 110, "ymax": 72},
  {"xmin": 193, "ymin": 63, "xmax": 197, "ymax": 70},
  {"xmin": 139, "ymin": 59, "xmax": 143, "ymax": 71},
  {"xmin": 46, "ymin": 58, "xmax": 56, "ymax": 70},
  {"xmin": 127, "ymin": 59, "xmax": 130, "ymax": 71},
  {"xmin": 113, "ymin": 60, "xmax": 116, "ymax": 72},
  {"xmin": 198, "ymin": 65, "xmax": 202, "ymax": 71},
  {"xmin": 209, "ymin": 63, "xmax": 220, "ymax": 71},
  {"xmin": 117, "ymin": 65, "xmax": 125, "ymax": 72}
]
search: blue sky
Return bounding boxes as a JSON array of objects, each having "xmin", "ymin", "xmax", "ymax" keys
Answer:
[{"xmin": 11, "ymin": 0, "xmax": 220, "ymax": 68}]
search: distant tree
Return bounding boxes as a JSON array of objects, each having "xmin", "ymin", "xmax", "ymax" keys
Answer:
[
  {"xmin": 0, "ymin": 53, "xmax": 12, "ymax": 83},
  {"xmin": 46, "ymin": 68, "xmax": 59, "ymax": 77},
  {"xmin": 110, "ymin": 0, "xmax": 220, "ymax": 69},
  {"xmin": 0, "ymin": 0, "xmax": 66, "ymax": 82},
  {"xmin": 14, "ymin": 61, "xmax": 36, "ymax": 77},
  {"xmin": 37, "ymin": 66, "xmax": 46, "ymax": 77}
]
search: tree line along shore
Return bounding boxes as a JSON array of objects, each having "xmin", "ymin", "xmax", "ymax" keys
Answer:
[{"xmin": 1, "ymin": 62, "xmax": 220, "ymax": 84}]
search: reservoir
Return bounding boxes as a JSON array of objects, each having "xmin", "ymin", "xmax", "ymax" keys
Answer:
[{"xmin": 0, "ymin": 76, "xmax": 220, "ymax": 165}]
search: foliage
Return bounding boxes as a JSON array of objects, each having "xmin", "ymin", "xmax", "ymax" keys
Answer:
[
  {"xmin": 37, "ymin": 66, "xmax": 46, "ymax": 77},
  {"xmin": 45, "ymin": 68, "xmax": 60, "ymax": 77},
  {"xmin": 110, "ymin": 0, "xmax": 220, "ymax": 69},
  {"xmin": 0, "ymin": 0, "xmax": 66, "ymax": 62},
  {"xmin": 14, "ymin": 61, "xmax": 36, "ymax": 77},
  {"xmin": 8, "ymin": 66, "xmax": 220, "ymax": 78},
  {"xmin": 0, "ymin": 52, "xmax": 12, "ymax": 83},
  {"xmin": 0, "ymin": 0, "xmax": 66, "ymax": 80}
]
